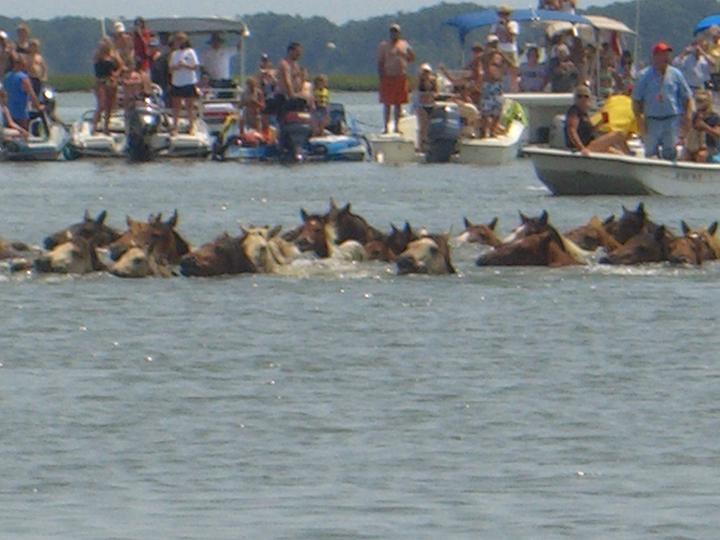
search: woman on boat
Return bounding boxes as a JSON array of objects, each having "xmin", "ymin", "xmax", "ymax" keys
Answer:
[
  {"xmin": 479, "ymin": 50, "xmax": 506, "ymax": 138},
  {"xmin": 0, "ymin": 83, "xmax": 30, "ymax": 140},
  {"xmin": 683, "ymin": 90, "xmax": 720, "ymax": 163},
  {"xmin": 92, "ymin": 38, "xmax": 123, "ymax": 135},
  {"xmin": 239, "ymin": 76, "xmax": 264, "ymax": 133},
  {"xmin": 565, "ymin": 85, "xmax": 631, "ymax": 156},
  {"xmin": 414, "ymin": 63, "xmax": 438, "ymax": 151},
  {"xmin": 168, "ymin": 32, "xmax": 199, "ymax": 136}
]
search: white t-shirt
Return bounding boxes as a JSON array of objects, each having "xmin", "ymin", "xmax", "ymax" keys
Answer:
[
  {"xmin": 170, "ymin": 48, "xmax": 199, "ymax": 86},
  {"xmin": 200, "ymin": 46, "xmax": 237, "ymax": 80},
  {"xmin": 491, "ymin": 20, "xmax": 519, "ymax": 54}
]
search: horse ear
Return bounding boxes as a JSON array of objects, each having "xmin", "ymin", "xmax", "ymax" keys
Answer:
[
  {"xmin": 540, "ymin": 210, "xmax": 549, "ymax": 225},
  {"xmin": 126, "ymin": 215, "xmax": 133, "ymax": 227},
  {"xmin": 269, "ymin": 225, "xmax": 282, "ymax": 238},
  {"xmin": 404, "ymin": 221, "xmax": 413, "ymax": 235},
  {"xmin": 519, "ymin": 211, "xmax": 528, "ymax": 224},
  {"xmin": 637, "ymin": 202, "xmax": 645, "ymax": 216},
  {"xmin": 153, "ymin": 213, "xmax": 163, "ymax": 225},
  {"xmin": 167, "ymin": 209, "xmax": 179, "ymax": 228},
  {"xmin": 342, "ymin": 203, "xmax": 351, "ymax": 214},
  {"xmin": 239, "ymin": 225, "xmax": 249, "ymax": 235},
  {"xmin": 603, "ymin": 214, "xmax": 615, "ymax": 226},
  {"xmin": 655, "ymin": 225, "xmax": 667, "ymax": 242},
  {"xmin": 390, "ymin": 223, "xmax": 398, "ymax": 233},
  {"xmin": 300, "ymin": 209, "xmax": 309, "ymax": 222},
  {"xmin": 83, "ymin": 209, "xmax": 91, "ymax": 222},
  {"xmin": 329, "ymin": 198, "xmax": 338, "ymax": 211},
  {"xmin": 463, "ymin": 217, "xmax": 472, "ymax": 229},
  {"xmin": 95, "ymin": 210, "xmax": 107, "ymax": 225},
  {"xmin": 681, "ymin": 220, "xmax": 691, "ymax": 236},
  {"xmin": 709, "ymin": 221, "xmax": 719, "ymax": 235},
  {"xmin": 488, "ymin": 217, "xmax": 498, "ymax": 230}
]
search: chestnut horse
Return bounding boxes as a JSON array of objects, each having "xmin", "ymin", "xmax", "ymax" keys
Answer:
[
  {"xmin": 396, "ymin": 234, "xmax": 455, "ymax": 275},
  {"xmin": 295, "ymin": 209, "xmax": 365, "ymax": 261},
  {"xmin": 680, "ymin": 221, "xmax": 720, "ymax": 261},
  {"xmin": 476, "ymin": 225, "xmax": 581, "ymax": 267},
  {"xmin": 564, "ymin": 215, "xmax": 621, "ymax": 252},
  {"xmin": 456, "ymin": 217, "xmax": 501, "ymax": 247},
  {"xmin": 180, "ymin": 233, "xmax": 257, "ymax": 277},
  {"xmin": 44, "ymin": 210, "xmax": 120, "ymax": 250},
  {"xmin": 109, "ymin": 210, "xmax": 190, "ymax": 264},
  {"xmin": 109, "ymin": 244, "xmax": 174, "ymax": 278}
]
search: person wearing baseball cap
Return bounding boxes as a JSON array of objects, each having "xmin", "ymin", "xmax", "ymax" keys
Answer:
[
  {"xmin": 632, "ymin": 41, "xmax": 692, "ymax": 160},
  {"xmin": 377, "ymin": 22, "xmax": 415, "ymax": 133}
]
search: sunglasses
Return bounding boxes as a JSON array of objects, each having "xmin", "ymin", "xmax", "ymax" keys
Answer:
[{"xmin": 576, "ymin": 94, "xmax": 591, "ymax": 99}]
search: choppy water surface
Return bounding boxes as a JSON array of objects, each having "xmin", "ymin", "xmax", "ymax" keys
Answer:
[{"xmin": 2, "ymin": 93, "xmax": 720, "ymax": 539}]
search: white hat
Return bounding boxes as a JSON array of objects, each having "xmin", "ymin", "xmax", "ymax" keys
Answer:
[
  {"xmin": 486, "ymin": 34, "xmax": 499, "ymax": 43},
  {"xmin": 113, "ymin": 21, "xmax": 126, "ymax": 33},
  {"xmin": 0, "ymin": 30, "xmax": 7, "ymax": 40},
  {"xmin": 420, "ymin": 63, "xmax": 432, "ymax": 72}
]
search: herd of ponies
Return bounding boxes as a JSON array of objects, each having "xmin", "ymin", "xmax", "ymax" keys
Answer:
[{"xmin": 0, "ymin": 200, "xmax": 719, "ymax": 279}]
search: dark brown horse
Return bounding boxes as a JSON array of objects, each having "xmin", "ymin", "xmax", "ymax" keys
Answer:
[
  {"xmin": 180, "ymin": 233, "xmax": 257, "ymax": 277},
  {"xmin": 396, "ymin": 234, "xmax": 455, "ymax": 275},
  {"xmin": 109, "ymin": 210, "xmax": 190, "ymax": 264},
  {"xmin": 364, "ymin": 222, "xmax": 418, "ymax": 262},
  {"xmin": 605, "ymin": 203, "xmax": 657, "ymax": 245},
  {"xmin": 44, "ymin": 210, "xmax": 120, "ymax": 250},
  {"xmin": 328, "ymin": 199, "xmax": 385, "ymax": 245},
  {"xmin": 296, "ymin": 209, "xmax": 332, "ymax": 258},
  {"xmin": 599, "ymin": 225, "xmax": 673, "ymax": 265},
  {"xmin": 476, "ymin": 226, "xmax": 581, "ymax": 267},
  {"xmin": 457, "ymin": 217, "xmax": 501, "ymax": 247}
]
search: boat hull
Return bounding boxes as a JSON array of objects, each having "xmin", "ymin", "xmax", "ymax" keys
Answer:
[
  {"xmin": 456, "ymin": 121, "xmax": 525, "ymax": 166},
  {"xmin": 1, "ymin": 125, "xmax": 69, "ymax": 161},
  {"xmin": 525, "ymin": 146, "xmax": 720, "ymax": 196}
]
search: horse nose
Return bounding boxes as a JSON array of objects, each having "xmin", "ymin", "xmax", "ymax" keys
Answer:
[
  {"xmin": 179, "ymin": 255, "xmax": 198, "ymax": 276},
  {"xmin": 109, "ymin": 244, "xmax": 126, "ymax": 261},
  {"xmin": 396, "ymin": 255, "xmax": 418, "ymax": 275},
  {"xmin": 43, "ymin": 237, "xmax": 57, "ymax": 250}
]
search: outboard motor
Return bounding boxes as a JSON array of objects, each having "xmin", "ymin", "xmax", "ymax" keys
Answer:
[
  {"xmin": 426, "ymin": 102, "xmax": 461, "ymax": 163},
  {"xmin": 279, "ymin": 98, "xmax": 312, "ymax": 162},
  {"xmin": 126, "ymin": 99, "xmax": 163, "ymax": 162},
  {"xmin": 327, "ymin": 103, "xmax": 348, "ymax": 135}
]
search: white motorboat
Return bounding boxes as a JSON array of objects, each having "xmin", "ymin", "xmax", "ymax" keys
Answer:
[
  {"xmin": 0, "ymin": 122, "xmax": 69, "ymax": 161},
  {"xmin": 524, "ymin": 145, "xmax": 720, "ymax": 196},
  {"xmin": 456, "ymin": 119, "xmax": 526, "ymax": 166},
  {"xmin": 67, "ymin": 108, "xmax": 211, "ymax": 160}
]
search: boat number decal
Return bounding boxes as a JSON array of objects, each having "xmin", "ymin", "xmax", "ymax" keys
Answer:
[{"xmin": 675, "ymin": 171, "xmax": 704, "ymax": 182}]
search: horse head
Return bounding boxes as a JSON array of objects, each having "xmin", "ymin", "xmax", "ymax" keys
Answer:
[
  {"xmin": 109, "ymin": 210, "xmax": 190, "ymax": 264},
  {"xmin": 296, "ymin": 209, "xmax": 331, "ymax": 258},
  {"xmin": 396, "ymin": 234, "xmax": 455, "ymax": 275},
  {"xmin": 44, "ymin": 210, "xmax": 120, "ymax": 250},
  {"xmin": 35, "ymin": 237, "xmax": 104, "ymax": 274},
  {"xmin": 458, "ymin": 216, "xmax": 501, "ymax": 246},
  {"xmin": 599, "ymin": 225, "xmax": 673, "ymax": 265}
]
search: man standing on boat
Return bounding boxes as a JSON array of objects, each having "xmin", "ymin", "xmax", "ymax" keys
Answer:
[
  {"xmin": 377, "ymin": 23, "xmax": 415, "ymax": 134},
  {"xmin": 633, "ymin": 42, "xmax": 692, "ymax": 160},
  {"xmin": 200, "ymin": 32, "xmax": 241, "ymax": 97}
]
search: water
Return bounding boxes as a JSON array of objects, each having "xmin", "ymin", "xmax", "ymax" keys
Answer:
[{"xmin": 2, "ymin": 93, "xmax": 720, "ymax": 539}]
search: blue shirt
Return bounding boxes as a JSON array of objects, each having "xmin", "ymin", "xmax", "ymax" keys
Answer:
[
  {"xmin": 632, "ymin": 65, "xmax": 691, "ymax": 118},
  {"xmin": 3, "ymin": 70, "xmax": 30, "ymax": 121}
]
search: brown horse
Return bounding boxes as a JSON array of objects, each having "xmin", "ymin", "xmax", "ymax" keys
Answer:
[
  {"xmin": 109, "ymin": 210, "xmax": 190, "ymax": 264},
  {"xmin": 328, "ymin": 199, "xmax": 385, "ymax": 245},
  {"xmin": 364, "ymin": 222, "xmax": 418, "ymax": 262},
  {"xmin": 680, "ymin": 221, "xmax": 720, "ymax": 261},
  {"xmin": 295, "ymin": 209, "xmax": 365, "ymax": 260},
  {"xmin": 457, "ymin": 217, "xmax": 501, "ymax": 247},
  {"xmin": 396, "ymin": 234, "xmax": 455, "ymax": 275},
  {"xmin": 599, "ymin": 225, "xmax": 673, "ymax": 265},
  {"xmin": 605, "ymin": 203, "xmax": 657, "ymax": 245},
  {"xmin": 180, "ymin": 233, "xmax": 257, "ymax": 277},
  {"xmin": 564, "ymin": 216, "xmax": 622, "ymax": 252},
  {"xmin": 476, "ymin": 225, "xmax": 581, "ymax": 267},
  {"xmin": 44, "ymin": 210, "xmax": 121, "ymax": 250},
  {"xmin": 34, "ymin": 237, "xmax": 105, "ymax": 274}
]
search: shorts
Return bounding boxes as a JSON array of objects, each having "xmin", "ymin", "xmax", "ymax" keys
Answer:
[
  {"xmin": 170, "ymin": 84, "xmax": 198, "ymax": 98},
  {"xmin": 379, "ymin": 75, "xmax": 409, "ymax": 106},
  {"xmin": 263, "ymin": 94, "xmax": 286, "ymax": 115},
  {"xmin": 481, "ymin": 82, "xmax": 503, "ymax": 116}
]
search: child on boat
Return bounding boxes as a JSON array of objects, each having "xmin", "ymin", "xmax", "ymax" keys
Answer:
[{"xmin": 312, "ymin": 74, "xmax": 330, "ymax": 136}]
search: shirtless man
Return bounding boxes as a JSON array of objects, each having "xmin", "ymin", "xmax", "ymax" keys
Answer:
[
  {"xmin": 272, "ymin": 42, "xmax": 304, "ymax": 118},
  {"xmin": 377, "ymin": 23, "xmax": 415, "ymax": 134}
]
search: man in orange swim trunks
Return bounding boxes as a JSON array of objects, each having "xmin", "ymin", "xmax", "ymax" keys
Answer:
[{"xmin": 377, "ymin": 23, "xmax": 415, "ymax": 134}]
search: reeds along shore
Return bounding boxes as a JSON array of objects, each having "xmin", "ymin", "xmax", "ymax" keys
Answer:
[{"xmin": 48, "ymin": 74, "xmax": 382, "ymax": 93}]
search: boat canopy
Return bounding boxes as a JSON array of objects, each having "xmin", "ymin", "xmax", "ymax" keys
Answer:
[
  {"xmin": 110, "ymin": 17, "xmax": 248, "ymax": 35},
  {"xmin": 694, "ymin": 14, "xmax": 720, "ymax": 35},
  {"xmin": 444, "ymin": 8, "xmax": 592, "ymax": 45},
  {"xmin": 545, "ymin": 15, "xmax": 635, "ymax": 42}
]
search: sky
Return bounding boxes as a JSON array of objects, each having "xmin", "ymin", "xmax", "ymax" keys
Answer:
[{"xmin": 2, "ymin": 0, "xmax": 619, "ymax": 24}]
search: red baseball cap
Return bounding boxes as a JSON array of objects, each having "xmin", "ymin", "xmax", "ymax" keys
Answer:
[{"xmin": 652, "ymin": 42, "xmax": 673, "ymax": 55}]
